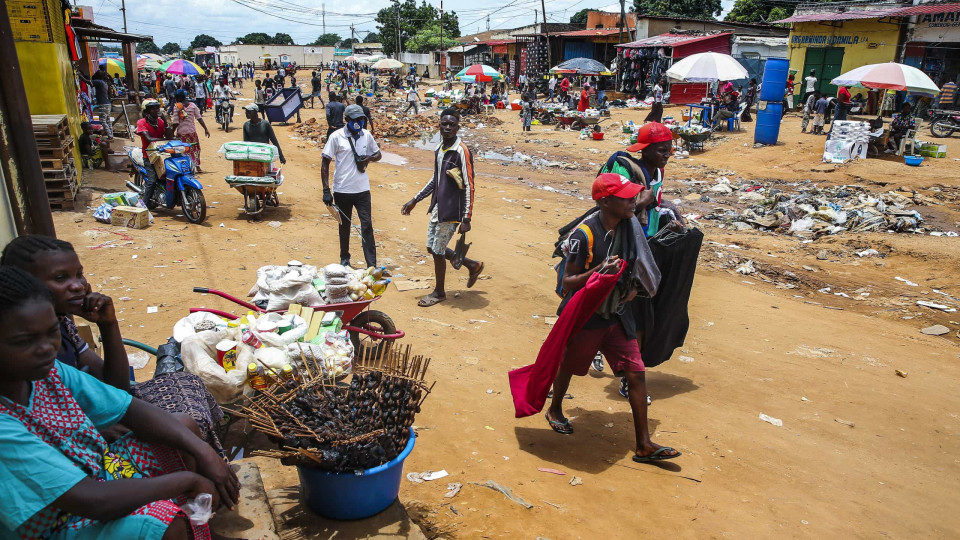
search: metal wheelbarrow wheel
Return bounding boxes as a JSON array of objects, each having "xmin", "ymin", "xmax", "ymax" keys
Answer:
[{"xmin": 349, "ymin": 310, "xmax": 397, "ymax": 359}]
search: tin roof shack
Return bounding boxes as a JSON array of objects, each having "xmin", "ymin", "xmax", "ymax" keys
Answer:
[
  {"xmin": 774, "ymin": 3, "xmax": 905, "ymax": 98},
  {"xmin": 617, "ymin": 32, "xmax": 734, "ymax": 103},
  {"xmin": 633, "ymin": 14, "xmax": 788, "ymax": 40},
  {"xmin": 897, "ymin": 2, "xmax": 960, "ymax": 86}
]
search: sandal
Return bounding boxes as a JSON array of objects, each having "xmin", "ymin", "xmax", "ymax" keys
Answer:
[
  {"xmin": 545, "ymin": 413, "xmax": 574, "ymax": 435},
  {"xmin": 632, "ymin": 447, "xmax": 681, "ymax": 463},
  {"xmin": 467, "ymin": 262, "xmax": 484, "ymax": 288},
  {"xmin": 417, "ymin": 294, "xmax": 445, "ymax": 307}
]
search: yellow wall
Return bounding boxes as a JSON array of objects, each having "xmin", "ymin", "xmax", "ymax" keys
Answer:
[
  {"xmin": 14, "ymin": 39, "xmax": 84, "ymax": 185},
  {"xmin": 787, "ymin": 19, "xmax": 900, "ymax": 75}
]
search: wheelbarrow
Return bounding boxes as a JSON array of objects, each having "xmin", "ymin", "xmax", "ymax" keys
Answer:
[{"xmin": 226, "ymin": 168, "xmax": 283, "ymax": 220}]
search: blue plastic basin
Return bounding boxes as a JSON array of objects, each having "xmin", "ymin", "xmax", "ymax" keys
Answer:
[
  {"xmin": 297, "ymin": 428, "xmax": 416, "ymax": 520},
  {"xmin": 905, "ymin": 155, "xmax": 924, "ymax": 166}
]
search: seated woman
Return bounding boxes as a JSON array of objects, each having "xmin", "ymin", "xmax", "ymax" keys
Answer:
[
  {"xmin": 0, "ymin": 267, "xmax": 239, "ymax": 539},
  {"xmin": 1, "ymin": 236, "xmax": 227, "ymax": 456},
  {"xmin": 886, "ymin": 102, "xmax": 916, "ymax": 153}
]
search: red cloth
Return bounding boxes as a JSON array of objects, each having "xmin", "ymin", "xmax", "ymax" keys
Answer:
[
  {"xmin": 578, "ymin": 93, "xmax": 589, "ymax": 112},
  {"xmin": 136, "ymin": 117, "xmax": 166, "ymax": 159},
  {"xmin": 560, "ymin": 78, "xmax": 570, "ymax": 92},
  {"xmin": 508, "ymin": 261, "xmax": 625, "ymax": 418},
  {"xmin": 838, "ymin": 86, "xmax": 851, "ymax": 105}
]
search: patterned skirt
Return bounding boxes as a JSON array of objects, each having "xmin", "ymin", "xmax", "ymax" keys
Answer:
[
  {"xmin": 131, "ymin": 372, "xmax": 225, "ymax": 457},
  {"xmin": 50, "ymin": 436, "xmax": 210, "ymax": 540},
  {"xmin": 178, "ymin": 131, "xmax": 201, "ymax": 168}
]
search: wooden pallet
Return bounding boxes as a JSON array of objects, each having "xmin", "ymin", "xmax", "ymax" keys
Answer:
[
  {"xmin": 46, "ymin": 188, "xmax": 73, "ymax": 201},
  {"xmin": 36, "ymin": 143, "xmax": 72, "ymax": 160},
  {"xmin": 47, "ymin": 198, "xmax": 75, "ymax": 211},
  {"xmin": 39, "ymin": 158, "xmax": 63, "ymax": 169},
  {"xmin": 31, "ymin": 115, "xmax": 68, "ymax": 137}
]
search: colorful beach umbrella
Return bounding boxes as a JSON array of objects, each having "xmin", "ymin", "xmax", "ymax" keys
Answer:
[
  {"xmin": 371, "ymin": 58, "xmax": 403, "ymax": 70},
  {"xmin": 831, "ymin": 62, "xmax": 939, "ymax": 96},
  {"xmin": 137, "ymin": 56, "xmax": 162, "ymax": 70},
  {"xmin": 549, "ymin": 57, "xmax": 608, "ymax": 76},
  {"xmin": 98, "ymin": 58, "xmax": 125, "ymax": 76},
  {"xmin": 664, "ymin": 52, "xmax": 748, "ymax": 83},
  {"xmin": 160, "ymin": 59, "xmax": 204, "ymax": 76},
  {"xmin": 455, "ymin": 64, "xmax": 501, "ymax": 82}
]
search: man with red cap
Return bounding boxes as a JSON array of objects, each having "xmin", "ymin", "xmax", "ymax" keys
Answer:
[{"xmin": 544, "ymin": 172, "xmax": 681, "ymax": 463}]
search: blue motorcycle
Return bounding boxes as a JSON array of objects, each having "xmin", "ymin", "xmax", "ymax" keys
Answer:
[{"xmin": 125, "ymin": 140, "xmax": 207, "ymax": 224}]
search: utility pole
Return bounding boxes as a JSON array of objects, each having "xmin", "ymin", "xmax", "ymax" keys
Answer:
[
  {"xmin": 618, "ymin": 0, "xmax": 626, "ymax": 88},
  {"xmin": 534, "ymin": 9, "xmax": 537, "ymax": 25},
  {"xmin": 350, "ymin": 23, "xmax": 355, "ymax": 44},
  {"xmin": 486, "ymin": 15, "xmax": 490, "ymax": 31},
  {"xmin": 541, "ymin": 0, "xmax": 550, "ymax": 69},
  {"xmin": 439, "ymin": 0, "xmax": 444, "ymax": 74},
  {"xmin": 322, "ymin": 3, "xmax": 326, "ymax": 35},
  {"xmin": 395, "ymin": 0, "xmax": 401, "ymax": 56},
  {"xmin": 120, "ymin": 0, "xmax": 127, "ymax": 32}
]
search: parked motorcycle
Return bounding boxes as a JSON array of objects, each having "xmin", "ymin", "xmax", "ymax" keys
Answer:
[
  {"xmin": 124, "ymin": 141, "xmax": 207, "ymax": 224},
  {"xmin": 216, "ymin": 97, "xmax": 235, "ymax": 133},
  {"xmin": 929, "ymin": 109, "xmax": 960, "ymax": 138}
]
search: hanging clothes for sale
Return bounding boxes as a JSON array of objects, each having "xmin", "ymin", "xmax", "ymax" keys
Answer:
[{"xmin": 630, "ymin": 227, "xmax": 703, "ymax": 368}]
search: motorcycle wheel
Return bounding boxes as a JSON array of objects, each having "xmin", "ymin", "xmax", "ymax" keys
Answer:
[
  {"xmin": 180, "ymin": 187, "xmax": 206, "ymax": 224},
  {"xmin": 930, "ymin": 116, "xmax": 955, "ymax": 138}
]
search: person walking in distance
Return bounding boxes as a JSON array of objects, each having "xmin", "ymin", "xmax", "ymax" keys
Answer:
[
  {"xmin": 321, "ymin": 105, "xmax": 382, "ymax": 268},
  {"xmin": 802, "ymin": 69, "xmax": 818, "ymax": 110},
  {"xmin": 325, "ymin": 92, "xmax": 345, "ymax": 139},
  {"xmin": 405, "ymin": 85, "xmax": 421, "ymax": 115},
  {"xmin": 401, "ymin": 108, "xmax": 484, "ymax": 307}
]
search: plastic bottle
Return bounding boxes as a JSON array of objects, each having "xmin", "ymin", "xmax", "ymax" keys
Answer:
[
  {"xmin": 241, "ymin": 330, "xmax": 262, "ymax": 349},
  {"xmin": 279, "ymin": 364, "xmax": 300, "ymax": 388},
  {"xmin": 247, "ymin": 363, "xmax": 269, "ymax": 391},
  {"xmin": 372, "ymin": 278, "xmax": 391, "ymax": 296},
  {"xmin": 370, "ymin": 266, "xmax": 388, "ymax": 280}
]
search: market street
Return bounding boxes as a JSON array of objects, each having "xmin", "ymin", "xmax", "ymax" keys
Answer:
[{"xmin": 51, "ymin": 97, "xmax": 960, "ymax": 538}]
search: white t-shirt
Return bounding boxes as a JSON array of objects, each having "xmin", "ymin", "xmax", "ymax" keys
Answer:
[
  {"xmin": 805, "ymin": 76, "xmax": 817, "ymax": 92},
  {"xmin": 548, "ymin": 78, "xmax": 556, "ymax": 90},
  {"xmin": 407, "ymin": 89, "xmax": 418, "ymax": 102},
  {"xmin": 321, "ymin": 128, "xmax": 380, "ymax": 194}
]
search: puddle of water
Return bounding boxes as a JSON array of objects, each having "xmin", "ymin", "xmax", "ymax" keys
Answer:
[
  {"xmin": 413, "ymin": 132, "xmax": 442, "ymax": 151},
  {"xmin": 378, "ymin": 151, "xmax": 408, "ymax": 166}
]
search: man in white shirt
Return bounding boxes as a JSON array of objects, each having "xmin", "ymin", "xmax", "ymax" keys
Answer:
[
  {"xmin": 802, "ymin": 69, "xmax": 817, "ymax": 111},
  {"xmin": 213, "ymin": 82, "xmax": 235, "ymax": 124},
  {"xmin": 321, "ymin": 104, "xmax": 383, "ymax": 267},
  {"xmin": 548, "ymin": 76, "xmax": 557, "ymax": 102},
  {"xmin": 404, "ymin": 86, "xmax": 421, "ymax": 115}
]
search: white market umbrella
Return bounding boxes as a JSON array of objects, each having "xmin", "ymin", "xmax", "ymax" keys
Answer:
[
  {"xmin": 371, "ymin": 58, "xmax": 403, "ymax": 70},
  {"xmin": 665, "ymin": 52, "xmax": 748, "ymax": 83},
  {"xmin": 832, "ymin": 62, "xmax": 939, "ymax": 96}
]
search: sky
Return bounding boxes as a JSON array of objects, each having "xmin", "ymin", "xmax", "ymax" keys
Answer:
[{"xmin": 90, "ymin": 0, "xmax": 734, "ymax": 49}]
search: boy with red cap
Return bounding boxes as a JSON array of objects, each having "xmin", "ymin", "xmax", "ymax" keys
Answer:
[{"xmin": 545, "ymin": 172, "xmax": 681, "ymax": 463}]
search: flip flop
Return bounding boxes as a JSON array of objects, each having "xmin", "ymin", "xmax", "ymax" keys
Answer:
[
  {"xmin": 467, "ymin": 262, "xmax": 484, "ymax": 288},
  {"xmin": 545, "ymin": 413, "xmax": 574, "ymax": 435},
  {"xmin": 417, "ymin": 294, "xmax": 445, "ymax": 307},
  {"xmin": 632, "ymin": 447, "xmax": 681, "ymax": 463}
]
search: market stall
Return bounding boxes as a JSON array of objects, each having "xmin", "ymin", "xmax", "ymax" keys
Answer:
[{"xmin": 615, "ymin": 32, "xmax": 734, "ymax": 103}]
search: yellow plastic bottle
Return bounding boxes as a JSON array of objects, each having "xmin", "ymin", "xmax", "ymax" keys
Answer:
[
  {"xmin": 247, "ymin": 363, "xmax": 269, "ymax": 391},
  {"xmin": 371, "ymin": 279, "xmax": 391, "ymax": 296}
]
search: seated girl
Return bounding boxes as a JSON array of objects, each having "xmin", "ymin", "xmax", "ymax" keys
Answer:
[
  {"xmin": 1, "ymin": 236, "xmax": 226, "ymax": 456},
  {"xmin": 0, "ymin": 266, "xmax": 239, "ymax": 539}
]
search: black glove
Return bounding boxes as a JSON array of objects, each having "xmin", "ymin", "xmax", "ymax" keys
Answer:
[{"xmin": 323, "ymin": 188, "xmax": 333, "ymax": 205}]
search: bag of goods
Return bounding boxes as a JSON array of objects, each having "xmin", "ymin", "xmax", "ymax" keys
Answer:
[
  {"xmin": 173, "ymin": 311, "xmax": 229, "ymax": 342},
  {"xmin": 218, "ymin": 141, "xmax": 279, "ymax": 162},
  {"xmin": 248, "ymin": 261, "xmax": 323, "ymax": 311},
  {"xmin": 286, "ymin": 332, "xmax": 353, "ymax": 378},
  {"xmin": 181, "ymin": 328, "xmax": 249, "ymax": 402},
  {"xmin": 247, "ymin": 312, "xmax": 309, "ymax": 348}
]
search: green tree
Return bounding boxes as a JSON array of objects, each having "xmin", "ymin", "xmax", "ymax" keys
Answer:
[
  {"xmin": 310, "ymin": 33, "xmax": 342, "ymax": 46},
  {"xmin": 189, "ymin": 34, "xmax": 222, "ymax": 50},
  {"xmin": 633, "ymin": 0, "xmax": 722, "ymax": 20},
  {"xmin": 570, "ymin": 8, "xmax": 591, "ymax": 26},
  {"xmin": 376, "ymin": 0, "xmax": 459, "ymax": 56},
  {"xmin": 724, "ymin": 0, "xmax": 794, "ymax": 23},
  {"xmin": 342, "ymin": 37, "xmax": 359, "ymax": 47},
  {"xmin": 136, "ymin": 40, "xmax": 160, "ymax": 54},
  {"xmin": 363, "ymin": 32, "xmax": 381, "ymax": 43},
  {"xmin": 160, "ymin": 42, "xmax": 181, "ymax": 55},
  {"xmin": 236, "ymin": 32, "xmax": 271, "ymax": 44},
  {"xmin": 405, "ymin": 23, "xmax": 459, "ymax": 53},
  {"xmin": 272, "ymin": 33, "xmax": 294, "ymax": 45}
]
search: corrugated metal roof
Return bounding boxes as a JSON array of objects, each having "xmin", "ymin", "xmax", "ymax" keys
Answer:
[
  {"xmin": 893, "ymin": 2, "xmax": 960, "ymax": 15},
  {"xmin": 618, "ymin": 32, "xmax": 732, "ymax": 49},
  {"xmin": 557, "ymin": 28, "xmax": 624, "ymax": 38},
  {"xmin": 774, "ymin": 7, "xmax": 902, "ymax": 23}
]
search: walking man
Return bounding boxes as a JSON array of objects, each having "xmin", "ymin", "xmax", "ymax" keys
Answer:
[
  {"xmin": 802, "ymin": 69, "xmax": 818, "ymax": 110},
  {"xmin": 401, "ymin": 108, "xmax": 484, "ymax": 307},
  {"xmin": 404, "ymin": 85, "xmax": 421, "ymax": 115},
  {"xmin": 325, "ymin": 92, "xmax": 345, "ymax": 139},
  {"xmin": 321, "ymin": 105, "xmax": 382, "ymax": 268},
  {"xmin": 544, "ymin": 172, "xmax": 681, "ymax": 463}
]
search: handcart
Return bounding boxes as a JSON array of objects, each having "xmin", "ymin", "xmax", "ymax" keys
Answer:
[{"xmin": 218, "ymin": 141, "xmax": 284, "ymax": 219}]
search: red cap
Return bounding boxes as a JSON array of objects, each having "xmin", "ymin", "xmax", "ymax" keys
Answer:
[
  {"xmin": 626, "ymin": 121, "xmax": 673, "ymax": 152},
  {"xmin": 592, "ymin": 173, "xmax": 644, "ymax": 201}
]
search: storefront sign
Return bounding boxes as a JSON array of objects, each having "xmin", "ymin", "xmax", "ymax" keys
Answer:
[
  {"xmin": 791, "ymin": 35, "xmax": 870, "ymax": 45},
  {"xmin": 913, "ymin": 11, "xmax": 960, "ymax": 42},
  {"xmin": 334, "ymin": 48, "xmax": 351, "ymax": 56}
]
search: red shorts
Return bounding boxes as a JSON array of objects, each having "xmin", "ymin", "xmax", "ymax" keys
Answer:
[{"xmin": 561, "ymin": 323, "xmax": 645, "ymax": 376}]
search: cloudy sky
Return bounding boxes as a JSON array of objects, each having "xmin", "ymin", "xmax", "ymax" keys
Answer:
[{"xmin": 91, "ymin": 0, "xmax": 733, "ymax": 48}]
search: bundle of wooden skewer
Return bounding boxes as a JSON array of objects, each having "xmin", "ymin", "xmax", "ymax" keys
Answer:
[{"xmin": 231, "ymin": 342, "xmax": 435, "ymax": 472}]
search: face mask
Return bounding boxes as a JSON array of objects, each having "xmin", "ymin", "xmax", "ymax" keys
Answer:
[{"xmin": 347, "ymin": 119, "xmax": 365, "ymax": 136}]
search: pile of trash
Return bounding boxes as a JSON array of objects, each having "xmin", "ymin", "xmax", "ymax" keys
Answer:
[
  {"xmin": 295, "ymin": 114, "xmax": 440, "ymax": 144},
  {"xmin": 695, "ymin": 179, "xmax": 935, "ymax": 236}
]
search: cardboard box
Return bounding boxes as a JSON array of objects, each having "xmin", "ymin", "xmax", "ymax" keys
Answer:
[
  {"xmin": 110, "ymin": 205, "xmax": 150, "ymax": 229},
  {"xmin": 233, "ymin": 160, "xmax": 267, "ymax": 177}
]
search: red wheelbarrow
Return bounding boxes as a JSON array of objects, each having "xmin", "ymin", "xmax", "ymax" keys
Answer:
[{"xmin": 191, "ymin": 287, "xmax": 404, "ymax": 356}]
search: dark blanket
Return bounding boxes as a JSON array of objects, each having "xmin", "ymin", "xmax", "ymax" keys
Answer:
[{"xmin": 631, "ymin": 227, "xmax": 703, "ymax": 368}]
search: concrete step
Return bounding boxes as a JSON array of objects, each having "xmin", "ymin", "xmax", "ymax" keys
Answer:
[{"xmin": 209, "ymin": 460, "xmax": 280, "ymax": 540}]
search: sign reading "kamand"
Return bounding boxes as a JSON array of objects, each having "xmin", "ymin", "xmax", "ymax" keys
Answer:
[{"xmin": 791, "ymin": 35, "xmax": 870, "ymax": 45}]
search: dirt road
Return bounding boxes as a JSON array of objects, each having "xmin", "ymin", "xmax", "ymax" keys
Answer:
[{"xmin": 61, "ymin": 91, "xmax": 960, "ymax": 539}]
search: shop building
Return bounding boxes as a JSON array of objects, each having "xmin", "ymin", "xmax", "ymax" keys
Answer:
[
  {"xmin": 217, "ymin": 44, "xmax": 335, "ymax": 68},
  {"xmin": 616, "ymin": 32, "xmax": 734, "ymax": 103},
  {"xmin": 899, "ymin": 2, "xmax": 960, "ymax": 85}
]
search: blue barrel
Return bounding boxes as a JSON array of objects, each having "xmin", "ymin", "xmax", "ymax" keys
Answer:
[
  {"xmin": 754, "ymin": 102, "xmax": 783, "ymax": 145},
  {"xmin": 759, "ymin": 57, "xmax": 789, "ymax": 102},
  {"xmin": 297, "ymin": 429, "xmax": 416, "ymax": 520}
]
